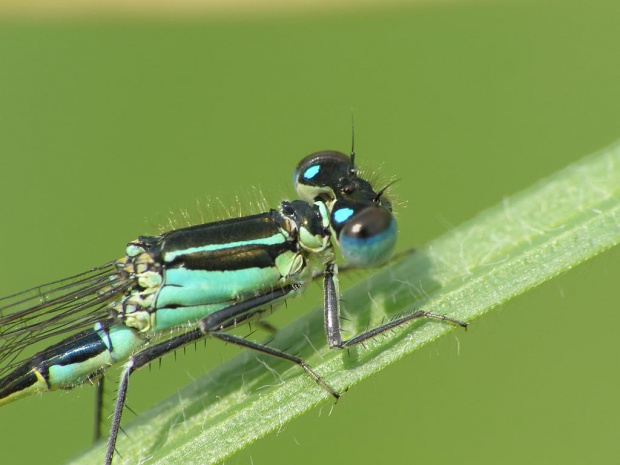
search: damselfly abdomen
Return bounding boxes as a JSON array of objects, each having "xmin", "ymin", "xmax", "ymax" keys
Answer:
[{"xmin": 0, "ymin": 150, "xmax": 466, "ymax": 464}]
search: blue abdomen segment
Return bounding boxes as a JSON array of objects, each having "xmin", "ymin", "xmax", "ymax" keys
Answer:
[{"xmin": 0, "ymin": 323, "xmax": 144, "ymax": 405}]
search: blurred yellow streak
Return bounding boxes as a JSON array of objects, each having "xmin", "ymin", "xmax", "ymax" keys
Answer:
[{"xmin": 0, "ymin": 0, "xmax": 491, "ymax": 19}]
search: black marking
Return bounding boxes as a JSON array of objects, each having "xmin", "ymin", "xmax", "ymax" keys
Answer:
[
  {"xmin": 168, "ymin": 242, "xmax": 296, "ymax": 272},
  {"xmin": 153, "ymin": 212, "xmax": 282, "ymax": 258},
  {"xmin": 38, "ymin": 329, "xmax": 108, "ymax": 375},
  {"xmin": 0, "ymin": 328, "xmax": 108, "ymax": 399},
  {"xmin": 0, "ymin": 363, "xmax": 39, "ymax": 398}
]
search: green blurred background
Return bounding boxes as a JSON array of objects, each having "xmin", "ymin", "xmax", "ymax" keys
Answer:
[{"xmin": 1, "ymin": 0, "xmax": 619, "ymax": 463}]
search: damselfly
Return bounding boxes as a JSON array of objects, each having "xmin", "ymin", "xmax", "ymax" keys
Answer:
[{"xmin": 0, "ymin": 149, "xmax": 466, "ymax": 464}]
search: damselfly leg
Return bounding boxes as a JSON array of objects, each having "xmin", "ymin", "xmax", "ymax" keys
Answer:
[{"xmin": 105, "ymin": 285, "xmax": 340, "ymax": 463}]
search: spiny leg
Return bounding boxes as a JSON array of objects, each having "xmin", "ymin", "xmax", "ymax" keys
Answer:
[
  {"xmin": 105, "ymin": 288, "xmax": 284, "ymax": 464},
  {"xmin": 105, "ymin": 327, "xmax": 203, "ymax": 464},
  {"xmin": 322, "ymin": 262, "xmax": 468, "ymax": 350},
  {"xmin": 337, "ymin": 310, "xmax": 468, "ymax": 348},
  {"xmin": 105, "ymin": 285, "xmax": 337, "ymax": 464},
  {"xmin": 198, "ymin": 289, "xmax": 339, "ymax": 399},
  {"xmin": 206, "ymin": 331, "xmax": 339, "ymax": 399}
]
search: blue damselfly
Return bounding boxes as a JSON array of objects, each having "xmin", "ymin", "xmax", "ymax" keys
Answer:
[{"xmin": 0, "ymin": 149, "xmax": 466, "ymax": 464}]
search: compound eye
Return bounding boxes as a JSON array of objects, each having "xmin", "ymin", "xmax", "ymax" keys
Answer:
[
  {"xmin": 293, "ymin": 151, "xmax": 351, "ymax": 202},
  {"xmin": 339, "ymin": 206, "xmax": 397, "ymax": 267}
]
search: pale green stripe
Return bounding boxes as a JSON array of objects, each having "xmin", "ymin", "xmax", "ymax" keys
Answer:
[{"xmin": 163, "ymin": 233, "xmax": 285, "ymax": 262}]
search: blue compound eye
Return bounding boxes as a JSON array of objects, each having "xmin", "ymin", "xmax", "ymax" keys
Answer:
[{"xmin": 339, "ymin": 206, "xmax": 397, "ymax": 267}]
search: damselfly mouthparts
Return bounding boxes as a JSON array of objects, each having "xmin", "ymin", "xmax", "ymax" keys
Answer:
[{"xmin": 0, "ymin": 149, "xmax": 466, "ymax": 464}]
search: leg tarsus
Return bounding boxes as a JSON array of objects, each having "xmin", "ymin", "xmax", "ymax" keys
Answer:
[
  {"xmin": 208, "ymin": 331, "xmax": 341, "ymax": 401},
  {"xmin": 335, "ymin": 310, "xmax": 468, "ymax": 349}
]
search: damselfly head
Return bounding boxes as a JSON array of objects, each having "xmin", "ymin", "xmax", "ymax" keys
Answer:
[
  {"xmin": 294, "ymin": 150, "xmax": 397, "ymax": 266},
  {"xmin": 294, "ymin": 150, "xmax": 389, "ymax": 205}
]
